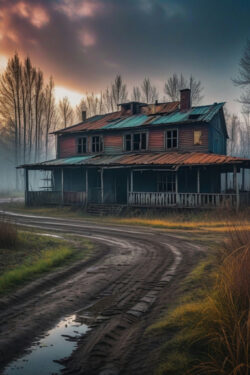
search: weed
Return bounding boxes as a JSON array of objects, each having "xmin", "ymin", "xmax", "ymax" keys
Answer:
[{"xmin": 0, "ymin": 214, "xmax": 18, "ymax": 249}]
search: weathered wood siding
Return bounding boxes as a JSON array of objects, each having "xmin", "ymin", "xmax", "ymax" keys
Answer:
[
  {"xmin": 148, "ymin": 130, "xmax": 165, "ymax": 151},
  {"xmin": 104, "ymin": 134, "xmax": 123, "ymax": 154},
  {"xmin": 59, "ymin": 136, "xmax": 76, "ymax": 157},
  {"xmin": 179, "ymin": 124, "xmax": 209, "ymax": 152}
]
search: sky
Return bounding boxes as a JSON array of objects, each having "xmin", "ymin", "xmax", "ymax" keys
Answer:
[{"xmin": 0, "ymin": 0, "xmax": 250, "ymax": 112}]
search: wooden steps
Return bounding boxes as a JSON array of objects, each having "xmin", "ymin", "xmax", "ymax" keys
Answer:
[{"xmin": 87, "ymin": 203, "xmax": 126, "ymax": 216}]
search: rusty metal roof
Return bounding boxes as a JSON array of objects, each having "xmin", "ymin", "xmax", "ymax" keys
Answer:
[
  {"xmin": 21, "ymin": 152, "xmax": 250, "ymax": 169},
  {"xmin": 54, "ymin": 102, "xmax": 225, "ymax": 134}
]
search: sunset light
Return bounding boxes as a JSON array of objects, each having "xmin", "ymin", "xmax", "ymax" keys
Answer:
[
  {"xmin": 0, "ymin": 55, "xmax": 8, "ymax": 73},
  {"xmin": 54, "ymin": 85, "xmax": 83, "ymax": 106}
]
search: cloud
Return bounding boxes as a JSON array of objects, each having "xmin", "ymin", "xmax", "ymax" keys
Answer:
[
  {"xmin": 11, "ymin": 1, "xmax": 50, "ymax": 28},
  {"xmin": 79, "ymin": 30, "xmax": 96, "ymax": 47},
  {"xmin": 55, "ymin": 0, "xmax": 103, "ymax": 20},
  {"xmin": 0, "ymin": 0, "xmax": 249, "ymax": 115}
]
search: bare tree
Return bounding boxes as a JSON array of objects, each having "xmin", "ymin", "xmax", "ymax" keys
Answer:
[
  {"xmin": 131, "ymin": 86, "xmax": 141, "ymax": 101},
  {"xmin": 164, "ymin": 73, "xmax": 203, "ymax": 104},
  {"xmin": 58, "ymin": 96, "xmax": 73, "ymax": 128},
  {"xmin": 111, "ymin": 75, "xmax": 128, "ymax": 108},
  {"xmin": 44, "ymin": 77, "xmax": 57, "ymax": 159},
  {"xmin": 141, "ymin": 78, "xmax": 158, "ymax": 104}
]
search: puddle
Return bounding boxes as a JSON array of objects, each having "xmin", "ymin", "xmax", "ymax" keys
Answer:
[{"xmin": 4, "ymin": 315, "xmax": 89, "ymax": 375}]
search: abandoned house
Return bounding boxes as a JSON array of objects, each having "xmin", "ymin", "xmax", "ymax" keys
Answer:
[{"xmin": 20, "ymin": 89, "xmax": 250, "ymax": 211}]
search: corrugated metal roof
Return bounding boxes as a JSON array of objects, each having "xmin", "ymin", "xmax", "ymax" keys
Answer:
[
  {"xmin": 22, "ymin": 152, "xmax": 250, "ymax": 169},
  {"xmin": 141, "ymin": 102, "xmax": 180, "ymax": 115},
  {"xmin": 102, "ymin": 115, "xmax": 148, "ymax": 129},
  {"xmin": 55, "ymin": 102, "xmax": 225, "ymax": 134}
]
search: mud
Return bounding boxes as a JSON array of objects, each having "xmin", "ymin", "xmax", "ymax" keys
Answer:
[{"xmin": 0, "ymin": 210, "xmax": 205, "ymax": 374}]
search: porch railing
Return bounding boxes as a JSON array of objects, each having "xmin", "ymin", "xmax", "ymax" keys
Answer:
[
  {"xmin": 128, "ymin": 192, "xmax": 244, "ymax": 208},
  {"xmin": 27, "ymin": 191, "xmax": 86, "ymax": 206}
]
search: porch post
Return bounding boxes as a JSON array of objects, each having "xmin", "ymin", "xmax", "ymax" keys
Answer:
[
  {"xmin": 85, "ymin": 168, "xmax": 88, "ymax": 205},
  {"xmin": 233, "ymin": 165, "xmax": 239, "ymax": 210},
  {"xmin": 242, "ymin": 168, "xmax": 245, "ymax": 191},
  {"xmin": 130, "ymin": 169, "xmax": 134, "ymax": 192},
  {"xmin": 175, "ymin": 170, "xmax": 179, "ymax": 206},
  {"xmin": 127, "ymin": 172, "xmax": 129, "ymax": 205},
  {"xmin": 61, "ymin": 168, "xmax": 64, "ymax": 204},
  {"xmin": 197, "ymin": 168, "xmax": 200, "ymax": 193},
  {"xmin": 225, "ymin": 172, "xmax": 228, "ymax": 192},
  {"xmin": 101, "ymin": 168, "xmax": 104, "ymax": 203},
  {"xmin": 25, "ymin": 168, "xmax": 29, "ymax": 206}
]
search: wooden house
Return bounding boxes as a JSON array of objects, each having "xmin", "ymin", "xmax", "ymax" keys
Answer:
[{"xmin": 21, "ymin": 89, "xmax": 250, "ymax": 210}]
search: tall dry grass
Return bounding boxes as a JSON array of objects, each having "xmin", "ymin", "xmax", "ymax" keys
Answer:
[
  {"xmin": 194, "ymin": 226, "xmax": 250, "ymax": 375},
  {"xmin": 0, "ymin": 215, "xmax": 18, "ymax": 249}
]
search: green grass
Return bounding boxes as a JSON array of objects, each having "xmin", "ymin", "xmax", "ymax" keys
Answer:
[{"xmin": 0, "ymin": 231, "xmax": 93, "ymax": 294}]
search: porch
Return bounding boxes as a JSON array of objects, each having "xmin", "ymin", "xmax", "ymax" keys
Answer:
[{"xmin": 24, "ymin": 164, "xmax": 250, "ymax": 210}]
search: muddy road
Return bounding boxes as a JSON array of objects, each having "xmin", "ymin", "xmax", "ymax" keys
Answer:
[{"xmin": 0, "ymin": 211, "xmax": 204, "ymax": 375}]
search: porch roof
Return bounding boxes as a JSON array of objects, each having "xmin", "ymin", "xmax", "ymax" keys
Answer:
[{"xmin": 20, "ymin": 152, "xmax": 250, "ymax": 170}]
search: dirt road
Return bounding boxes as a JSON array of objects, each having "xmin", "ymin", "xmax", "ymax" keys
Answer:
[{"xmin": 0, "ymin": 210, "xmax": 204, "ymax": 375}]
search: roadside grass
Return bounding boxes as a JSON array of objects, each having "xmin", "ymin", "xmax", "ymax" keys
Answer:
[
  {"xmin": 147, "ymin": 225, "xmax": 250, "ymax": 375},
  {"xmin": 1, "ymin": 202, "xmax": 250, "ymax": 233},
  {"xmin": 0, "ymin": 214, "xmax": 18, "ymax": 249},
  {"xmin": 0, "ymin": 229, "xmax": 93, "ymax": 294}
]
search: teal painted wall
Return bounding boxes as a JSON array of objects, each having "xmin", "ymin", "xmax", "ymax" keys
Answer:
[{"xmin": 209, "ymin": 111, "xmax": 227, "ymax": 155}]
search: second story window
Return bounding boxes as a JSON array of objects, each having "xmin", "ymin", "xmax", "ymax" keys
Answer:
[
  {"xmin": 92, "ymin": 136, "xmax": 103, "ymax": 153},
  {"xmin": 125, "ymin": 133, "xmax": 147, "ymax": 151},
  {"xmin": 77, "ymin": 137, "xmax": 87, "ymax": 153},
  {"xmin": 166, "ymin": 129, "xmax": 178, "ymax": 149}
]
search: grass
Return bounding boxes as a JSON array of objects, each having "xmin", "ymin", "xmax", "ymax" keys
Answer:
[
  {"xmin": 0, "ymin": 230, "xmax": 93, "ymax": 294},
  {"xmin": 148, "ymin": 225, "xmax": 250, "ymax": 375},
  {"xmin": 0, "ymin": 214, "xmax": 18, "ymax": 249},
  {"xmin": 1, "ymin": 202, "xmax": 250, "ymax": 233}
]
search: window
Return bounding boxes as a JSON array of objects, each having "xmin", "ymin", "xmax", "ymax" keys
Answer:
[
  {"xmin": 124, "ymin": 133, "xmax": 147, "ymax": 151},
  {"xmin": 166, "ymin": 129, "xmax": 178, "ymax": 149},
  {"xmin": 125, "ymin": 134, "xmax": 132, "ymax": 151},
  {"xmin": 77, "ymin": 137, "xmax": 87, "ymax": 153},
  {"xmin": 194, "ymin": 130, "xmax": 202, "ymax": 145},
  {"xmin": 157, "ymin": 172, "xmax": 176, "ymax": 192},
  {"xmin": 92, "ymin": 136, "xmax": 103, "ymax": 153}
]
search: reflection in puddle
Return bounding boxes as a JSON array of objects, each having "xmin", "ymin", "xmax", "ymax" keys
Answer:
[{"xmin": 4, "ymin": 315, "xmax": 89, "ymax": 375}]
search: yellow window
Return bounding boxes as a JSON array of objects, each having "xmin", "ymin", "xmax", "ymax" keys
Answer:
[{"xmin": 194, "ymin": 130, "xmax": 202, "ymax": 145}]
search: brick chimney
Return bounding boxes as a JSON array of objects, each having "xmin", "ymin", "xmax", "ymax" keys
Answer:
[
  {"xmin": 82, "ymin": 110, "xmax": 86, "ymax": 121},
  {"xmin": 180, "ymin": 89, "xmax": 191, "ymax": 111}
]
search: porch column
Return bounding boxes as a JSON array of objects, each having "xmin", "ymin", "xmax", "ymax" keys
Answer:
[
  {"xmin": 85, "ymin": 168, "xmax": 88, "ymax": 205},
  {"xmin": 175, "ymin": 170, "xmax": 179, "ymax": 205},
  {"xmin": 101, "ymin": 168, "xmax": 104, "ymax": 203},
  {"xmin": 130, "ymin": 169, "xmax": 134, "ymax": 192},
  {"xmin": 61, "ymin": 168, "xmax": 64, "ymax": 204},
  {"xmin": 242, "ymin": 168, "xmax": 245, "ymax": 191},
  {"xmin": 197, "ymin": 168, "xmax": 200, "ymax": 193},
  {"xmin": 233, "ymin": 165, "xmax": 239, "ymax": 210},
  {"xmin": 127, "ymin": 172, "xmax": 129, "ymax": 205},
  {"xmin": 25, "ymin": 168, "xmax": 29, "ymax": 206},
  {"xmin": 225, "ymin": 172, "xmax": 228, "ymax": 192}
]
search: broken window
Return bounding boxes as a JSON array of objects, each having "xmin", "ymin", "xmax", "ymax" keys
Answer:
[
  {"xmin": 194, "ymin": 130, "xmax": 202, "ymax": 145},
  {"xmin": 157, "ymin": 172, "xmax": 176, "ymax": 192},
  {"xmin": 124, "ymin": 133, "xmax": 147, "ymax": 151},
  {"xmin": 77, "ymin": 137, "xmax": 87, "ymax": 153},
  {"xmin": 92, "ymin": 136, "xmax": 103, "ymax": 153},
  {"xmin": 166, "ymin": 129, "xmax": 178, "ymax": 149}
]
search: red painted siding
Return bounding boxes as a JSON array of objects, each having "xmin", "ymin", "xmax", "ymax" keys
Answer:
[
  {"xmin": 104, "ymin": 134, "xmax": 123, "ymax": 154},
  {"xmin": 59, "ymin": 136, "xmax": 76, "ymax": 157},
  {"xmin": 148, "ymin": 130, "xmax": 165, "ymax": 151},
  {"xmin": 179, "ymin": 125, "xmax": 209, "ymax": 152}
]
